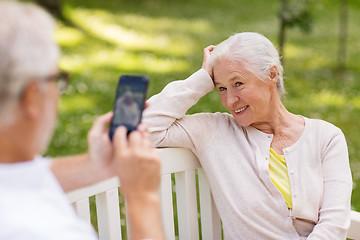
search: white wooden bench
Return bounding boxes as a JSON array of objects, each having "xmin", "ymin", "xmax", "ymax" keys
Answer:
[{"xmin": 67, "ymin": 148, "xmax": 360, "ymax": 240}]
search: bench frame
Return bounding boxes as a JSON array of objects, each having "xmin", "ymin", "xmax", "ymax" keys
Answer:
[{"xmin": 67, "ymin": 148, "xmax": 360, "ymax": 240}]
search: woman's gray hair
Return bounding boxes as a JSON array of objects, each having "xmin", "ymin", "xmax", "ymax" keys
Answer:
[
  {"xmin": 0, "ymin": 1, "xmax": 60, "ymax": 128},
  {"xmin": 210, "ymin": 32, "xmax": 285, "ymax": 96}
]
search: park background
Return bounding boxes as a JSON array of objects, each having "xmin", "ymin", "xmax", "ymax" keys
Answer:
[{"xmin": 30, "ymin": 0, "xmax": 360, "ymax": 226}]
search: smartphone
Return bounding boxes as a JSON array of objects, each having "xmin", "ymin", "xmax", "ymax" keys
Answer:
[{"xmin": 109, "ymin": 75, "xmax": 149, "ymax": 140}]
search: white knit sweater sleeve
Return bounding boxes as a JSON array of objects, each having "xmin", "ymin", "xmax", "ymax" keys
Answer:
[
  {"xmin": 142, "ymin": 69, "xmax": 215, "ymax": 150},
  {"xmin": 307, "ymin": 126, "xmax": 352, "ymax": 239}
]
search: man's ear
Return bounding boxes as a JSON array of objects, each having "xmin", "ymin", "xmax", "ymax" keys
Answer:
[
  {"xmin": 269, "ymin": 65, "xmax": 278, "ymax": 85},
  {"xmin": 20, "ymin": 81, "xmax": 42, "ymax": 119}
]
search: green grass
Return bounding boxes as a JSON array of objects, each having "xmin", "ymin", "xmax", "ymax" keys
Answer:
[{"xmin": 46, "ymin": 0, "xmax": 360, "ymax": 214}]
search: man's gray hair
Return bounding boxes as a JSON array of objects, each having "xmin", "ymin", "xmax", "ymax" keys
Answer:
[
  {"xmin": 210, "ymin": 32, "xmax": 285, "ymax": 96},
  {"xmin": 0, "ymin": 1, "xmax": 59, "ymax": 128}
]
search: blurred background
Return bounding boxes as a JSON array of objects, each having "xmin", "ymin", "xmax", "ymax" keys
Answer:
[{"xmin": 26, "ymin": 0, "xmax": 360, "ymax": 212}]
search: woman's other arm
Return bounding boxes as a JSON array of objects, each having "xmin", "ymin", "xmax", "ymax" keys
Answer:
[{"xmin": 307, "ymin": 130, "xmax": 352, "ymax": 239}]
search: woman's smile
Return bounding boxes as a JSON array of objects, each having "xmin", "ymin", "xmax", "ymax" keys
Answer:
[{"xmin": 234, "ymin": 105, "xmax": 249, "ymax": 114}]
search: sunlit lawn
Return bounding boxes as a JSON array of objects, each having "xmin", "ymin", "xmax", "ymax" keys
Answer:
[{"xmin": 47, "ymin": 0, "xmax": 360, "ymax": 224}]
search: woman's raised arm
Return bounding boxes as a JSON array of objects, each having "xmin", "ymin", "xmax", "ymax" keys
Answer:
[{"xmin": 142, "ymin": 69, "xmax": 215, "ymax": 149}]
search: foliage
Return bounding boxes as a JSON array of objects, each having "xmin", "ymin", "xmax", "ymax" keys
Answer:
[{"xmin": 279, "ymin": 0, "xmax": 314, "ymax": 33}]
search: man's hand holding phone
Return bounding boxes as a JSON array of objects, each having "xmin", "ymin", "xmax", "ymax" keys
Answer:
[
  {"xmin": 113, "ymin": 125, "xmax": 160, "ymax": 199},
  {"xmin": 87, "ymin": 74, "xmax": 164, "ymax": 240},
  {"xmin": 112, "ymin": 125, "xmax": 164, "ymax": 240},
  {"xmin": 108, "ymin": 74, "xmax": 161, "ymax": 196}
]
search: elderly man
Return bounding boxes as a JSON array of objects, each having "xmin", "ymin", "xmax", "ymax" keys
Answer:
[{"xmin": 0, "ymin": 1, "xmax": 164, "ymax": 240}]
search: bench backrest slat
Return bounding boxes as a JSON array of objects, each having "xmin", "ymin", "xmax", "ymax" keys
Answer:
[
  {"xmin": 96, "ymin": 189, "xmax": 122, "ymax": 240},
  {"xmin": 72, "ymin": 198, "xmax": 91, "ymax": 223},
  {"xmin": 198, "ymin": 168, "xmax": 222, "ymax": 240},
  {"xmin": 175, "ymin": 169, "xmax": 199, "ymax": 240},
  {"xmin": 160, "ymin": 174, "xmax": 176, "ymax": 240}
]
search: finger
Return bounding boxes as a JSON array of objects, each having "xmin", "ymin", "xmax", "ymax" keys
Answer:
[
  {"xmin": 203, "ymin": 47, "xmax": 210, "ymax": 58},
  {"xmin": 113, "ymin": 126, "xmax": 128, "ymax": 152},
  {"xmin": 137, "ymin": 123, "xmax": 149, "ymax": 137},
  {"xmin": 207, "ymin": 45, "xmax": 216, "ymax": 52},
  {"xmin": 204, "ymin": 45, "xmax": 215, "ymax": 55},
  {"xmin": 142, "ymin": 134, "xmax": 152, "ymax": 150},
  {"xmin": 128, "ymin": 131, "xmax": 142, "ymax": 149},
  {"xmin": 92, "ymin": 112, "xmax": 114, "ymax": 133},
  {"xmin": 137, "ymin": 123, "xmax": 151, "ymax": 147},
  {"xmin": 144, "ymin": 101, "xmax": 149, "ymax": 109},
  {"xmin": 202, "ymin": 45, "xmax": 215, "ymax": 65},
  {"xmin": 98, "ymin": 112, "xmax": 113, "ymax": 124}
]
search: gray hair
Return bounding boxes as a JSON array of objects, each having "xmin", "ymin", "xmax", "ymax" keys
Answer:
[
  {"xmin": 210, "ymin": 32, "xmax": 285, "ymax": 96},
  {"xmin": 0, "ymin": 1, "xmax": 60, "ymax": 128}
]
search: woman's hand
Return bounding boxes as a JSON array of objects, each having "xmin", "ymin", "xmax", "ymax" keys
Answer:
[{"xmin": 201, "ymin": 45, "xmax": 216, "ymax": 79}]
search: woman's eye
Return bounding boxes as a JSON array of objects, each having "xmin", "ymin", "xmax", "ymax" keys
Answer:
[
  {"xmin": 235, "ymin": 82, "xmax": 243, "ymax": 87},
  {"xmin": 219, "ymin": 87, "xmax": 227, "ymax": 92}
]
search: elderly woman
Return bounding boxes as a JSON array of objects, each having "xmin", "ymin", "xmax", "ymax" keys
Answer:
[{"xmin": 143, "ymin": 32, "xmax": 352, "ymax": 239}]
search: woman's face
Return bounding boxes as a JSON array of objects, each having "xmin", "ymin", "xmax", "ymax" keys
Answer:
[{"xmin": 213, "ymin": 58, "xmax": 274, "ymax": 127}]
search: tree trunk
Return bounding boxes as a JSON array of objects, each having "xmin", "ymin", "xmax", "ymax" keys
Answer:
[{"xmin": 36, "ymin": 0, "xmax": 63, "ymax": 18}]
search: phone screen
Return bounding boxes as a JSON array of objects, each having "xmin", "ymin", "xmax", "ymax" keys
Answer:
[{"xmin": 109, "ymin": 75, "xmax": 149, "ymax": 140}]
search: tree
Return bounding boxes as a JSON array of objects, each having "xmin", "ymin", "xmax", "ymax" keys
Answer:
[{"xmin": 278, "ymin": 0, "xmax": 314, "ymax": 62}]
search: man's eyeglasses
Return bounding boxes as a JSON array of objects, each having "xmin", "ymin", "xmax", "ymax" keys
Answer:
[{"xmin": 44, "ymin": 71, "xmax": 69, "ymax": 94}]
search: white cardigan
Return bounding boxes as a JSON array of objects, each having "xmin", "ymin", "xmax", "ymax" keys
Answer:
[{"xmin": 143, "ymin": 69, "xmax": 353, "ymax": 240}]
